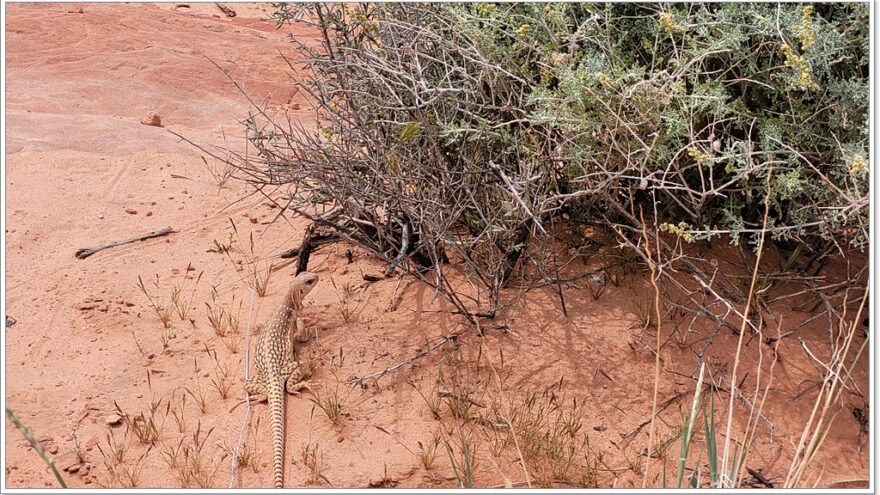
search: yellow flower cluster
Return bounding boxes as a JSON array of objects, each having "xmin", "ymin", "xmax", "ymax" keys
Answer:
[
  {"xmin": 659, "ymin": 12, "xmax": 683, "ymax": 35},
  {"xmin": 781, "ymin": 44, "xmax": 819, "ymax": 91},
  {"xmin": 795, "ymin": 5, "xmax": 816, "ymax": 50},
  {"xmin": 318, "ymin": 124, "xmax": 333, "ymax": 141},
  {"xmin": 659, "ymin": 221, "xmax": 694, "ymax": 243},
  {"xmin": 687, "ymin": 147, "xmax": 709, "ymax": 165},
  {"xmin": 594, "ymin": 72, "xmax": 613, "ymax": 87},
  {"xmin": 341, "ymin": 4, "xmax": 378, "ymax": 36},
  {"xmin": 850, "ymin": 154, "xmax": 868, "ymax": 177},
  {"xmin": 474, "ymin": 3, "xmax": 497, "ymax": 17},
  {"xmin": 516, "ymin": 24, "xmax": 531, "ymax": 37}
]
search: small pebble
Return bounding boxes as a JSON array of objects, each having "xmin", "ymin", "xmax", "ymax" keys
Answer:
[
  {"xmin": 141, "ymin": 112, "xmax": 162, "ymax": 127},
  {"xmin": 85, "ymin": 436, "xmax": 99, "ymax": 451}
]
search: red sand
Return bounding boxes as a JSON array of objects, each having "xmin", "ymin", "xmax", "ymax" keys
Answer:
[{"xmin": 4, "ymin": 3, "xmax": 869, "ymax": 489}]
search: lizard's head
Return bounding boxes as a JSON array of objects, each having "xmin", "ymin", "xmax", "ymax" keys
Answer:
[{"xmin": 290, "ymin": 271, "xmax": 319, "ymax": 307}]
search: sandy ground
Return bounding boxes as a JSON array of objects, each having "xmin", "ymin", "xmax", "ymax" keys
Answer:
[{"xmin": 4, "ymin": 3, "xmax": 870, "ymax": 489}]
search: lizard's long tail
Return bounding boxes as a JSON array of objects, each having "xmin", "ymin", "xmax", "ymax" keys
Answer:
[{"xmin": 266, "ymin": 375, "xmax": 285, "ymax": 489}]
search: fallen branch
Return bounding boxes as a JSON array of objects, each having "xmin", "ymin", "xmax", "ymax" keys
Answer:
[
  {"xmin": 488, "ymin": 160, "xmax": 547, "ymax": 235},
  {"xmin": 746, "ymin": 467, "xmax": 775, "ymax": 488},
  {"xmin": 620, "ymin": 391, "xmax": 685, "ymax": 441},
  {"xmin": 215, "ymin": 3, "xmax": 235, "ymax": 17},
  {"xmin": 75, "ymin": 227, "xmax": 175, "ymax": 259},
  {"xmin": 294, "ymin": 223, "xmax": 318, "ymax": 275},
  {"xmin": 278, "ymin": 232, "xmax": 340, "ymax": 259},
  {"xmin": 345, "ymin": 333, "xmax": 459, "ymax": 385},
  {"xmin": 384, "ymin": 220, "xmax": 410, "ymax": 277}
]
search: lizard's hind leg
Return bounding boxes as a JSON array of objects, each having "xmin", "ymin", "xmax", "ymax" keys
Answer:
[
  {"xmin": 283, "ymin": 362, "xmax": 312, "ymax": 396},
  {"xmin": 286, "ymin": 378, "xmax": 313, "ymax": 396},
  {"xmin": 244, "ymin": 374, "xmax": 268, "ymax": 403}
]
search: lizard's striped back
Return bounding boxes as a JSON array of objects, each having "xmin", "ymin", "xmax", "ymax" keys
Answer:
[
  {"xmin": 256, "ymin": 304, "xmax": 295, "ymax": 489},
  {"xmin": 249, "ymin": 271, "xmax": 319, "ymax": 488}
]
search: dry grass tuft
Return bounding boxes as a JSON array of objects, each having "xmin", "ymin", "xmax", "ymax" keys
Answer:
[
  {"xmin": 96, "ymin": 430, "xmax": 150, "ymax": 488},
  {"xmin": 185, "ymin": 377, "xmax": 209, "ymax": 415},
  {"xmin": 160, "ymin": 422, "xmax": 219, "ymax": 488},
  {"xmin": 137, "ymin": 274, "xmax": 173, "ymax": 328},
  {"xmin": 408, "ymin": 377, "xmax": 442, "ymax": 421},
  {"xmin": 301, "ymin": 441, "xmax": 330, "ymax": 485},
  {"xmin": 329, "ymin": 277, "xmax": 364, "ymax": 324},
  {"xmin": 416, "ymin": 434, "xmax": 441, "ymax": 471},
  {"xmin": 202, "ymin": 154, "xmax": 235, "ymax": 189},
  {"xmin": 210, "ymin": 359, "xmax": 234, "ymax": 400},
  {"xmin": 310, "ymin": 379, "xmax": 351, "ymax": 425}
]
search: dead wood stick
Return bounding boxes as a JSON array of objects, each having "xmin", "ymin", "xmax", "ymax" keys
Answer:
[
  {"xmin": 295, "ymin": 223, "xmax": 318, "ymax": 275},
  {"xmin": 746, "ymin": 467, "xmax": 774, "ymax": 488},
  {"xmin": 620, "ymin": 391, "xmax": 685, "ymax": 440},
  {"xmin": 215, "ymin": 3, "xmax": 236, "ymax": 17},
  {"xmin": 438, "ymin": 387, "xmax": 485, "ymax": 408},
  {"xmin": 488, "ymin": 160, "xmax": 547, "ymax": 235},
  {"xmin": 384, "ymin": 221, "xmax": 410, "ymax": 277},
  {"xmin": 345, "ymin": 333, "xmax": 459, "ymax": 385},
  {"xmin": 75, "ymin": 227, "xmax": 175, "ymax": 259},
  {"xmin": 278, "ymin": 232, "xmax": 340, "ymax": 259},
  {"xmin": 269, "ymin": 258, "xmax": 296, "ymax": 273}
]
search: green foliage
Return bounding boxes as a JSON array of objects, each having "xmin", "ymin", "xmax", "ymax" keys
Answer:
[
  {"xmin": 507, "ymin": 2, "xmax": 868, "ymax": 247},
  {"xmin": 253, "ymin": 3, "xmax": 867, "ymax": 314}
]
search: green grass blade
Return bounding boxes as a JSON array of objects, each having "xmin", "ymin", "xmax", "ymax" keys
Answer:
[
  {"xmin": 704, "ymin": 393, "xmax": 718, "ymax": 487},
  {"xmin": 5, "ymin": 407, "xmax": 68, "ymax": 488},
  {"xmin": 675, "ymin": 363, "xmax": 705, "ymax": 488}
]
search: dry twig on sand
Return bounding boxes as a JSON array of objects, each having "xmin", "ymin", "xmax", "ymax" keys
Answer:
[{"xmin": 75, "ymin": 227, "xmax": 175, "ymax": 259}]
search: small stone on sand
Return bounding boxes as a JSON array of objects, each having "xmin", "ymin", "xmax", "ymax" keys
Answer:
[{"xmin": 141, "ymin": 112, "xmax": 162, "ymax": 127}]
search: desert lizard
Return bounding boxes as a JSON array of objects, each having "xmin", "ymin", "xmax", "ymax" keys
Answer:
[{"xmin": 244, "ymin": 271, "xmax": 319, "ymax": 488}]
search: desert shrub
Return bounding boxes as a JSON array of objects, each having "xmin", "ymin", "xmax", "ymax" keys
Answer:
[{"xmin": 227, "ymin": 3, "xmax": 868, "ymax": 318}]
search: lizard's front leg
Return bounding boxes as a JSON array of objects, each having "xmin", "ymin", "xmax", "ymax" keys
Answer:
[{"xmin": 294, "ymin": 316, "xmax": 310, "ymax": 343}]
